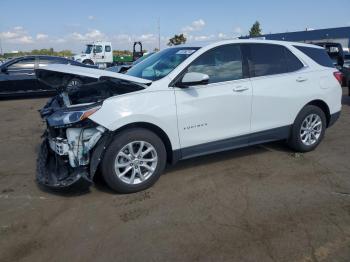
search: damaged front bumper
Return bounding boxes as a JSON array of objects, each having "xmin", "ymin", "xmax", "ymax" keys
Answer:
[
  {"xmin": 36, "ymin": 123, "xmax": 112, "ymax": 190},
  {"xmin": 37, "ymin": 138, "xmax": 92, "ymax": 189}
]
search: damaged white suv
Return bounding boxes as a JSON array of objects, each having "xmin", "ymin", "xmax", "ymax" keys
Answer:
[{"xmin": 36, "ymin": 40, "xmax": 342, "ymax": 193}]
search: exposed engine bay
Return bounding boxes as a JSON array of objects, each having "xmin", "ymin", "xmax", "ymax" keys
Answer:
[{"xmin": 36, "ymin": 69, "xmax": 146, "ymax": 189}]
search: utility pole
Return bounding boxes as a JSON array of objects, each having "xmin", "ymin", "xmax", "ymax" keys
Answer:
[
  {"xmin": 157, "ymin": 18, "xmax": 161, "ymax": 51},
  {"xmin": 0, "ymin": 36, "xmax": 3, "ymax": 55}
]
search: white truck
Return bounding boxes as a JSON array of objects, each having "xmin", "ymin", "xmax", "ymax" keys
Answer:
[
  {"xmin": 73, "ymin": 41, "xmax": 113, "ymax": 67},
  {"xmin": 73, "ymin": 41, "xmax": 143, "ymax": 68}
]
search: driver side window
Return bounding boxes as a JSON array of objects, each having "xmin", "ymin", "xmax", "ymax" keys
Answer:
[{"xmin": 187, "ymin": 45, "xmax": 243, "ymax": 84}]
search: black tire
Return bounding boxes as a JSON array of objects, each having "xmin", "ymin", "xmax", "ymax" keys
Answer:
[
  {"xmin": 101, "ymin": 128, "xmax": 167, "ymax": 193},
  {"xmin": 82, "ymin": 60, "xmax": 94, "ymax": 65},
  {"xmin": 288, "ymin": 105, "xmax": 327, "ymax": 152}
]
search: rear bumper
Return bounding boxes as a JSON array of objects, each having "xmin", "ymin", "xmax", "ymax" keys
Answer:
[
  {"xmin": 36, "ymin": 139, "xmax": 92, "ymax": 189},
  {"xmin": 328, "ymin": 111, "xmax": 341, "ymax": 127}
]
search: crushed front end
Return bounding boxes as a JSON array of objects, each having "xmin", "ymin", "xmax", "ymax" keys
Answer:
[
  {"xmin": 37, "ymin": 97, "xmax": 110, "ymax": 189},
  {"xmin": 35, "ymin": 66, "xmax": 147, "ymax": 190}
]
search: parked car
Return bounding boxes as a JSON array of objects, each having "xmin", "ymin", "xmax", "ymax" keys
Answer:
[
  {"xmin": 314, "ymin": 42, "xmax": 344, "ymax": 68},
  {"xmin": 36, "ymin": 40, "xmax": 342, "ymax": 193},
  {"xmin": 313, "ymin": 42, "xmax": 350, "ymax": 94},
  {"xmin": 342, "ymin": 53, "xmax": 350, "ymax": 95},
  {"xmin": 0, "ymin": 55, "xmax": 96, "ymax": 98},
  {"xmin": 106, "ymin": 52, "xmax": 156, "ymax": 73}
]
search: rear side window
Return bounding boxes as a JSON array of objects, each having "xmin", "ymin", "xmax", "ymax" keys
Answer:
[
  {"xmin": 187, "ymin": 44, "xmax": 243, "ymax": 83},
  {"xmin": 247, "ymin": 44, "xmax": 304, "ymax": 77},
  {"xmin": 7, "ymin": 58, "xmax": 35, "ymax": 70},
  {"xmin": 294, "ymin": 46, "xmax": 334, "ymax": 68}
]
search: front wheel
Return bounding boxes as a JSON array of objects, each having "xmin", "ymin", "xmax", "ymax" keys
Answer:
[
  {"xmin": 288, "ymin": 105, "xmax": 326, "ymax": 152},
  {"xmin": 101, "ymin": 128, "xmax": 166, "ymax": 193},
  {"xmin": 82, "ymin": 60, "xmax": 94, "ymax": 65}
]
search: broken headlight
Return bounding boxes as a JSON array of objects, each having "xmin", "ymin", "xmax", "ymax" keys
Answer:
[{"xmin": 47, "ymin": 106, "xmax": 101, "ymax": 127}]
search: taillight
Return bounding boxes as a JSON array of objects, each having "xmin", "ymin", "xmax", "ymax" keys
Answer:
[{"xmin": 333, "ymin": 71, "xmax": 343, "ymax": 85}]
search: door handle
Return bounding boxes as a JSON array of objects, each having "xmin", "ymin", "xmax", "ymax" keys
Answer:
[
  {"xmin": 232, "ymin": 86, "xmax": 249, "ymax": 92},
  {"xmin": 296, "ymin": 77, "xmax": 307, "ymax": 82},
  {"xmin": 26, "ymin": 73, "xmax": 35, "ymax": 76}
]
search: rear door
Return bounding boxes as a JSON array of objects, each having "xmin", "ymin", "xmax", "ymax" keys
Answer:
[
  {"xmin": 103, "ymin": 45, "xmax": 113, "ymax": 63},
  {"xmin": 0, "ymin": 57, "xmax": 37, "ymax": 94},
  {"xmin": 247, "ymin": 43, "xmax": 307, "ymax": 137}
]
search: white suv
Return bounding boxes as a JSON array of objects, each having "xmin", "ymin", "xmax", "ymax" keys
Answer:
[{"xmin": 36, "ymin": 40, "xmax": 342, "ymax": 193}]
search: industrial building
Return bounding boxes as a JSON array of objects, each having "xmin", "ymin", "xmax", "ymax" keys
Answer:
[{"xmin": 242, "ymin": 26, "xmax": 350, "ymax": 52}]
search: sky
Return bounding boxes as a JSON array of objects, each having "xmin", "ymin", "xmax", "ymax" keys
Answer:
[{"xmin": 1, "ymin": 0, "xmax": 350, "ymax": 53}]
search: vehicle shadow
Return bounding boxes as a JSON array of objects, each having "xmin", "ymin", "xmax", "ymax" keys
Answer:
[
  {"xmin": 166, "ymin": 140, "xmax": 292, "ymax": 174},
  {"xmin": 94, "ymin": 140, "xmax": 292, "ymax": 195},
  {"xmin": 36, "ymin": 182, "xmax": 92, "ymax": 197}
]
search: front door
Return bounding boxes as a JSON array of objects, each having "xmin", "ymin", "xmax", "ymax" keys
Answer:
[
  {"xmin": 93, "ymin": 45, "xmax": 104, "ymax": 63},
  {"xmin": 174, "ymin": 44, "xmax": 252, "ymax": 158}
]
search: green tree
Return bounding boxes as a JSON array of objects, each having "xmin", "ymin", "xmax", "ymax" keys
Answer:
[
  {"xmin": 0, "ymin": 48, "xmax": 74, "ymax": 59},
  {"xmin": 167, "ymin": 34, "xmax": 187, "ymax": 46},
  {"xmin": 249, "ymin": 21, "xmax": 262, "ymax": 37}
]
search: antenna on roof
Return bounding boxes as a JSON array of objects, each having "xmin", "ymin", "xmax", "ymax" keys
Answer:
[
  {"xmin": 157, "ymin": 18, "xmax": 161, "ymax": 51},
  {"xmin": 0, "ymin": 36, "xmax": 3, "ymax": 55}
]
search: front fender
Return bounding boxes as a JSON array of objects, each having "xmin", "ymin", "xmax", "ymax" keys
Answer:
[{"xmin": 89, "ymin": 91, "xmax": 180, "ymax": 150}]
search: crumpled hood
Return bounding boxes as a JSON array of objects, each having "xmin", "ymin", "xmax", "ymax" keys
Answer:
[
  {"xmin": 36, "ymin": 64, "xmax": 148, "ymax": 107},
  {"xmin": 35, "ymin": 64, "xmax": 152, "ymax": 86}
]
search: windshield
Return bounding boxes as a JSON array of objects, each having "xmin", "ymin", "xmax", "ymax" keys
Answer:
[
  {"xmin": 126, "ymin": 47, "xmax": 199, "ymax": 80},
  {"xmin": 132, "ymin": 52, "xmax": 155, "ymax": 65},
  {"xmin": 85, "ymin": 45, "xmax": 93, "ymax": 54}
]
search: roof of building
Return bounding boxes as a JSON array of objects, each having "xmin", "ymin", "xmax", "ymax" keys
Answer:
[{"xmin": 257, "ymin": 27, "xmax": 350, "ymax": 42}]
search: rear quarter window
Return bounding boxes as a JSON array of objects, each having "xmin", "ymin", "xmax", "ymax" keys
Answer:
[{"xmin": 294, "ymin": 46, "xmax": 334, "ymax": 68}]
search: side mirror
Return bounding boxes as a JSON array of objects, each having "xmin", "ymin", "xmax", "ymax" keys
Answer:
[
  {"xmin": 1, "ymin": 67, "xmax": 8, "ymax": 74},
  {"xmin": 176, "ymin": 72, "xmax": 209, "ymax": 88}
]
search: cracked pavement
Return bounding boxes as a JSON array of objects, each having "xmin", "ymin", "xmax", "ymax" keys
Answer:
[{"xmin": 0, "ymin": 91, "xmax": 350, "ymax": 262}]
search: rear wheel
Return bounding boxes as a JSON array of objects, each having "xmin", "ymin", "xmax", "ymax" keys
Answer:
[
  {"xmin": 101, "ymin": 128, "xmax": 166, "ymax": 193},
  {"xmin": 288, "ymin": 105, "xmax": 326, "ymax": 152}
]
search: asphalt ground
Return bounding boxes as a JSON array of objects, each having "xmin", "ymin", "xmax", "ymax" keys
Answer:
[{"xmin": 0, "ymin": 91, "xmax": 350, "ymax": 262}]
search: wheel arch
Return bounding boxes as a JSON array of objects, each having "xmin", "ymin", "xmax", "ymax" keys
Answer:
[
  {"xmin": 82, "ymin": 59, "xmax": 94, "ymax": 65},
  {"xmin": 304, "ymin": 99, "xmax": 331, "ymax": 127},
  {"xmin": 111, "ymin": 122, "xmax": 177, "ymax": 164}
]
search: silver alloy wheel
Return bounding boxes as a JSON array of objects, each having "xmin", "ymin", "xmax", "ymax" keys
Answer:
[
  {"xmin": 114, "ymin": 141, "xmax": 158, "ymax": 185},
  {"xmin": 67, "ymin": 79, "xmax": 81, "ymax": 89},
  {"xmin": 300, "ymin": 113, "xmax": 322, "ymax": 146}
]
